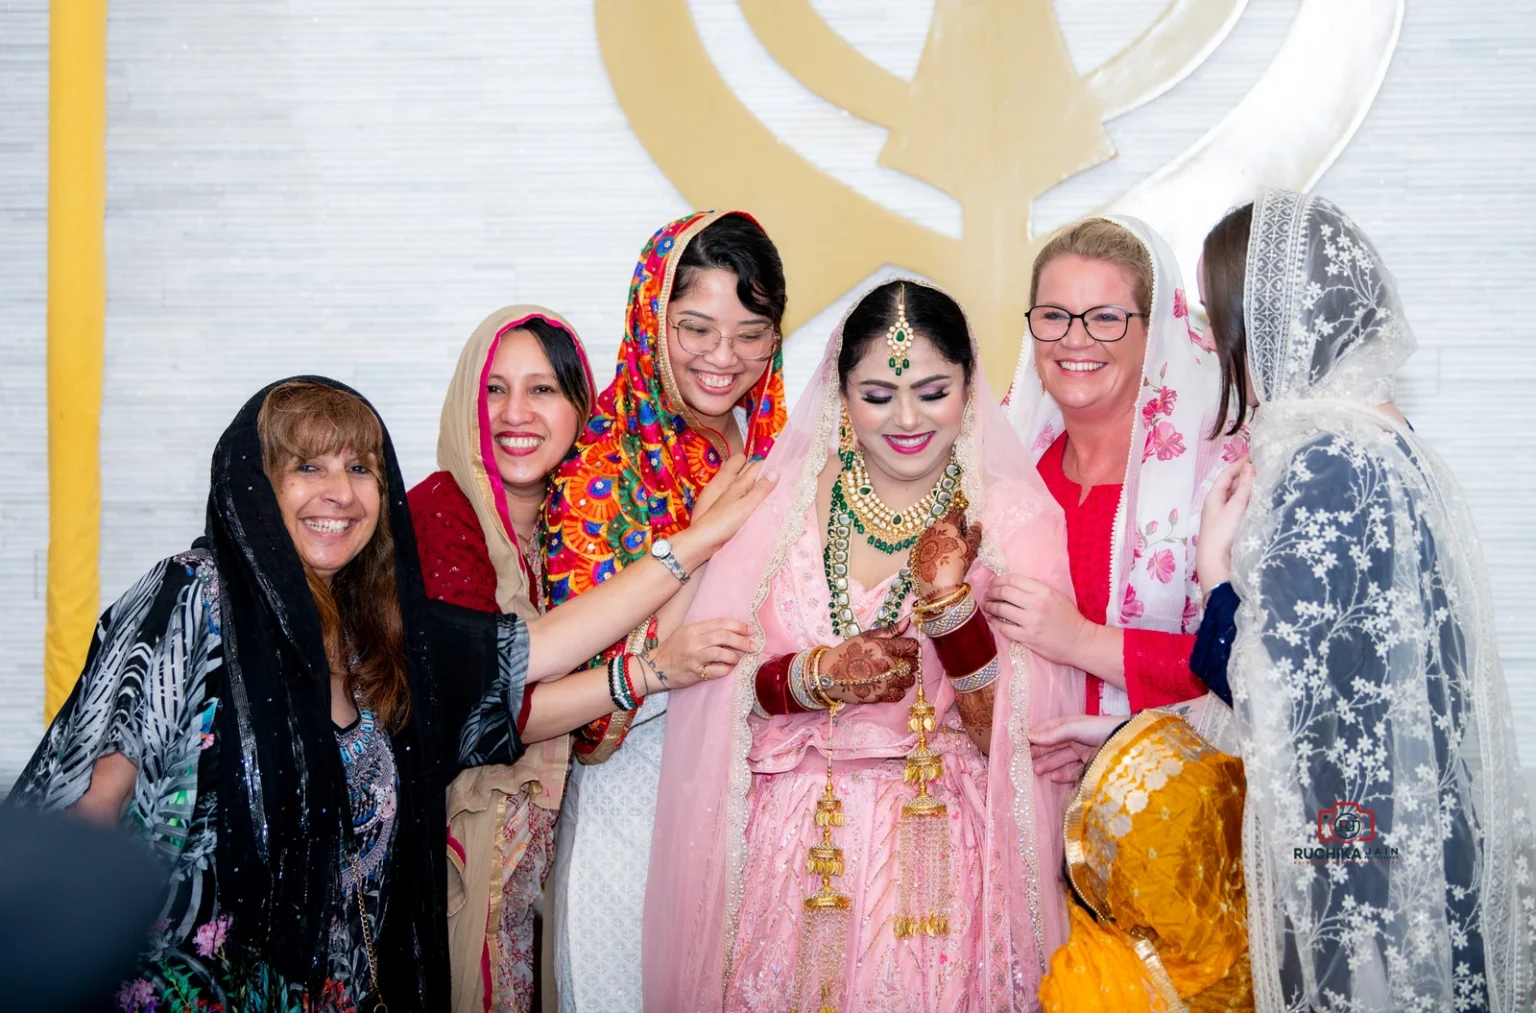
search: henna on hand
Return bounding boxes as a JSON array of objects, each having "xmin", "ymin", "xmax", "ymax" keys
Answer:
[
  {"xmin": 825, "ymin": 628, "xmax": 919, "ymax": 705},
  {"xmin": 913, "ymin": 506, "xmax": 982, "ymax": 594}
]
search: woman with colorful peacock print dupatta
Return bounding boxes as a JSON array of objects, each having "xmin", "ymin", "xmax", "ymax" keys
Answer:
[
  {"xmin": 644, "ymin": 279, "xmax": 1084, "ymax": 1013},
  {"xmin": 543, "ymin": 210, "xmax": 788, "ymax": 1011}
]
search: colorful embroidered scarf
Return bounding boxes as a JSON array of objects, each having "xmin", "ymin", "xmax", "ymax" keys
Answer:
[{"xmin": 543, "ymin": 210, "xmax": 787, "ymax": 761}]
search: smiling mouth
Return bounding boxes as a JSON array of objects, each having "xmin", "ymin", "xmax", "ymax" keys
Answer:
[
  {"xmin": 302, "ymin": 518, "xmax": 355, "ymax": 535},
  {"xmin": 883, "ymin": 432, "xmax": 935, "ymax": 455},
  {"xmin": 495, "ymin": 434, "xmax": 545, "ymax": 456},
  {"xmin": 691, "ymin": 369, "xmax": 739, "ymax": 393},
  {"xmin": 1057, "ymin": 360, "xmax": 1107, "ymax": 374}
]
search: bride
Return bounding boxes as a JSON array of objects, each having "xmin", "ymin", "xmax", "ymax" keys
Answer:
[{"xmin": 642, "ymin": 279, "xmax": 1083, "ymax": 1012}]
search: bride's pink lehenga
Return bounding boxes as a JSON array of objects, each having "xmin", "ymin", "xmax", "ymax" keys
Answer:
[{"xmin": 643, "ymin": 279, "xmax": 1085, "ymax": 1013}]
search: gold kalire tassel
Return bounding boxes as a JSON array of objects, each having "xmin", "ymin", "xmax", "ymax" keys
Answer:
[
  {"xmin": 792, "ymin": 704, "xmax": 850, "ymax": 1013},
  {"xmin": 895, "ymin": 650, "xmax": 951, "ymax": 939}
]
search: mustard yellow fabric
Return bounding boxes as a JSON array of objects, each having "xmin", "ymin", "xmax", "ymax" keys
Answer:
[{"xmin": 1041, "ymin": 710, "xmax": 1251, "ymax": 1013}]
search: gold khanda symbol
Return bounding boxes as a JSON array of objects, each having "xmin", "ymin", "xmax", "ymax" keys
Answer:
[{"xmin": 597, "ymin": 0, "xmax": 1403, "ymax": 389}]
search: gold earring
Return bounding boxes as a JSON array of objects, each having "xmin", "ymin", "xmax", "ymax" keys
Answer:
[
  {"xmin": 886, "ymin": 283, "xmax": 913, "ymax": 377},
  {"xmin": 839, "ymin": 402, "xmax": 855, "ymax": 455}
]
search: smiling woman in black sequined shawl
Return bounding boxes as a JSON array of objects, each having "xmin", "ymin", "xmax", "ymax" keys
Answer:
[{"xmin": 10, "ymin": 377, "xmax": 533, "ymax": 1012}]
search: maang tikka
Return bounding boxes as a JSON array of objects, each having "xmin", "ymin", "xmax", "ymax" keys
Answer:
[{"xmin": 886, "ymin": 283, "xmax": 913, "ymax": 377}]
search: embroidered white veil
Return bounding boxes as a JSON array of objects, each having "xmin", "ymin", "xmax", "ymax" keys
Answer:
[{"xmin": 1230, "ymin": 188, "xmax": 1536, "ymax": 1012}]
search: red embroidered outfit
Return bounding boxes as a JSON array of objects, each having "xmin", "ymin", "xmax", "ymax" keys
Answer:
[{"xmin": 1037, "ymin": 434, "xmax": 1203, "ymax": 714}]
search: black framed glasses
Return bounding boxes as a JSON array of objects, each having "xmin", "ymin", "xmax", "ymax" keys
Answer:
[
  {"xmin": 670, "ymin": 317, "xmax": 778, "ymax": 362},
  {"xmin": 1026, "ymin": 304, "xmax": 1146, "ymax": 343}
]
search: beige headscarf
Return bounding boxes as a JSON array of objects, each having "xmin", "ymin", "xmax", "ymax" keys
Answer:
[{"xmin": 439, "ymin": 305, "xmax": 595, "ymax": 1013}]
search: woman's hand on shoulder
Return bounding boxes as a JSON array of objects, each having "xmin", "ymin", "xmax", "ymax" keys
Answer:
[
  {"xmin": 673, "ymin": 456, "xmax": 778, "ymax": 566},
  {"xmin": 642, "ymin": 618, "xmax": 755, "ymax": 692},
  {"xmin": 1196, "ymin": 457, "xmax": 1255, "ymax": 596},
  {"xmin": 983, "ymin": 572, "xmax": 1090, "ymax": 667},
  {"xmin": 912, "ymin": 506, "xmax": 983, "ymax": 599},
  {"xmin": 821, "ymin": 622, "xmax": 919, "ymax": 705}
]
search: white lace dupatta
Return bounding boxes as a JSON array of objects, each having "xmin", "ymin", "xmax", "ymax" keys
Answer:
[{"xmin": 1232, "ymin": 189, "xmax": 1536, "ymax": 1012}]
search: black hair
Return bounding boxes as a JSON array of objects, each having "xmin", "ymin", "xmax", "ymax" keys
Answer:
[
  {"xmin": 1200, "ymin": 203, "xmax": 1255, "ymax": 437},
  {"xmin": 836, "ymin": 281, "xmax": 974, "ymax": 388},
  {"xmin": 672, "ymin": 213, "xmax": 788, "ymax": 332},
  {"xmin": 518, "ymin": 317, "xmax": 593, "ymax": 421}
]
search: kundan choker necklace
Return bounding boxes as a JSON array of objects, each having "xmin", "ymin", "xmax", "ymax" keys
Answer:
[{"xmin": 835, "ymin": 447, "xmax": 962, "ymax": 553}]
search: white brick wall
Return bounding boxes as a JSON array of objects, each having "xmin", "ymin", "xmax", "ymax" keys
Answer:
[{"xmin": 4, "ymin": 0, "xmax": 1536, "ymax": 787}]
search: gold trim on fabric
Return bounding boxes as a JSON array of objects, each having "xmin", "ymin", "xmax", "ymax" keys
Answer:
[
  {"xmin": 1133, "ymin": 935, "xmax": 1191, "ymax": 1013},
  {"xmin": 655, "ymin": 211, "xmax": 731, "ymax": 460},
  {"xmin": 576, "ymin": 708, "xmax": 633, "ymax": 766},
  {"xmin": 484, "ymin": 791, "xmax": 511, "ymax": 949},
  {"xmin": 1062, "ymin": 709, "xmax": 1168, "ymax": 920}
]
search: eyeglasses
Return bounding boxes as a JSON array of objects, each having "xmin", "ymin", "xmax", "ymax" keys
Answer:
[
  {"xmin": 1026, "ymin": 304, "xmax": 1146, "ymax": 343},
  {"xmin": 670, "ymin": 317, "xmax": 778, "ymax": 362}
]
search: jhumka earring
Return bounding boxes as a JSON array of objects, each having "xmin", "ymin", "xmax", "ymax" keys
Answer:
[
  {"xmin": 792, "ymin": 703, "xmax": 850, "ymax": 1013},
  {"xmin": 886, "ymin": 283, "xmax": 914, "ymax": 377},
  {"xmin": 895, "ymin": 636, "xmax": 951, "ymax": 939},
  {"xmin": 838, "ymin": 401, "xmax": 855, "ymax": 455}
]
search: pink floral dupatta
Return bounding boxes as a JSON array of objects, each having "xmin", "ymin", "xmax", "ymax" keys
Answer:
[
  {"xmin": 643, "ymin": 279, "xmax": 1084, "ymax": 1011},
  {"xmin": 1005, "ymin": 215, "xmax": 1243, "ymax": 714}
]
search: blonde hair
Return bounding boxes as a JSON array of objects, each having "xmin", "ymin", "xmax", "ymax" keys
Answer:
[{"xmin": 1030, "ymin": 217, "xmax": 1153, "ymax": 314}]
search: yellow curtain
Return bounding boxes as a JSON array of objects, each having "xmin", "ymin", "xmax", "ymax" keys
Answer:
[{"xmin": 45, "ymin": 0, "xmax": 109, "ymax": 720}]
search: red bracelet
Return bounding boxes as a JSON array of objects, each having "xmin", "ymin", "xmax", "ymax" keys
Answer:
[
  {"xmin": 754, "ymin": 653, "xmax": 806, "ymax": 716},
  {"xmin": 622, "ymin": 653, "xmax": 644, "ymax": 705},
  {"xmin": 931, "ymin": 607, "xmax": 997, "ymax": 678}
]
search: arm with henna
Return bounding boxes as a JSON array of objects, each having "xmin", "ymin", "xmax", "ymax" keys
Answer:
[
  {"xmin": 951, "ymin": 682, "xmax": 994, "ymax": 755},
  {"xmin": 911, "ymin": 507, "xmax": 995, "ymax": 753}
]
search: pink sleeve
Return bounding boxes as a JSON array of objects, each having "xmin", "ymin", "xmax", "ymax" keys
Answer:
[{"xmin": 1122, "ymin": 628, "xmax": 1203, "ymax": 712}]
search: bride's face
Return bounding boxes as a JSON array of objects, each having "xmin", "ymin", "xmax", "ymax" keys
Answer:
[{"xmin": 843, "ymin": 333, "xmax": 967, "ymax": 488}]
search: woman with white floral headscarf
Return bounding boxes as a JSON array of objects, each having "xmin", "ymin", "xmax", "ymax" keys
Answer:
[{"xmin": 992, "ymin": 216, "xmax": 1243, "ymax": 725}]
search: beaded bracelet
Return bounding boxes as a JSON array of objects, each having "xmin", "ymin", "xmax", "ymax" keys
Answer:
[
  {"xmin": 788, "ymin": 649, "xmax": 823, "ymax": 712},
  {"xmin": 608, "ymin": 653, "xmax": 640, "ymax": 712},
  {"xmin": 948, "ymin": 657, "xmax": 999, "ymax": 695}
]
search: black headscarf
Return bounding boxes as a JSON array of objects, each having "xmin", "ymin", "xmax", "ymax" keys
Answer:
[{"xmin": 206, "ymin": 376, "xmax": 515, "ymax": 1008}]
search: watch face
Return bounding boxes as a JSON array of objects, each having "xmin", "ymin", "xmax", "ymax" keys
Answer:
[{"xmin": 652, "ymin": 538, "xmax": 671, "ymax": 556}]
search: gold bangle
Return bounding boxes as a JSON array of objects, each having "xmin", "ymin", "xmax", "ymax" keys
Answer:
[
  {"xmin": 912, "ymin": 583, "xmax": 971, "ymax": 623},
  {"xmin": 806, "ymin": 645, "xmax": 836, "ymax": 709}
]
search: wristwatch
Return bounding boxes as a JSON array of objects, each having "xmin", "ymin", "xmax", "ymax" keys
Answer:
[{"xmin": 650, "ymin": 538, "xmax": 690, "ymax": 584}]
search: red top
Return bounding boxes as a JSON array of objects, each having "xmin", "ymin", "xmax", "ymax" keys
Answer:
[
  {"xmin": 1036, "ymin": 435, "xmax": 1203, "ymax": 714},
  {"xmin": 409, "ymin": 470, "xmax": 535, "ymax": 730}
]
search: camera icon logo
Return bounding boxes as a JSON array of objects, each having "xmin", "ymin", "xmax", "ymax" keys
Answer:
[{"xmin": 1317, "ymin": 801, "xmax": 1376, "ymax": 844}]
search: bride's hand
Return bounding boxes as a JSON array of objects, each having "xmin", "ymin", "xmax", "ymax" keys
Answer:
[
  {"xmin": 911, "ymin": 506, "xmax": 983, "ymax": 599},
  {"xmin": 1028, "ymin": 714, "xmax": 1124, "ymax": 784},
  {"xmin": 820, "ymin": 622, "xmax": 919, "ymax": 705},
  {"xmin": 1196, "ymin": 457, "xmax": 1255, "ymax": 596}
]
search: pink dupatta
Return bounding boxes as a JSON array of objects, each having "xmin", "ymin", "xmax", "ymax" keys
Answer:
[{"xmin": 643, "ymin": 279, "xmax": 1084, "ymax": 1011}]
